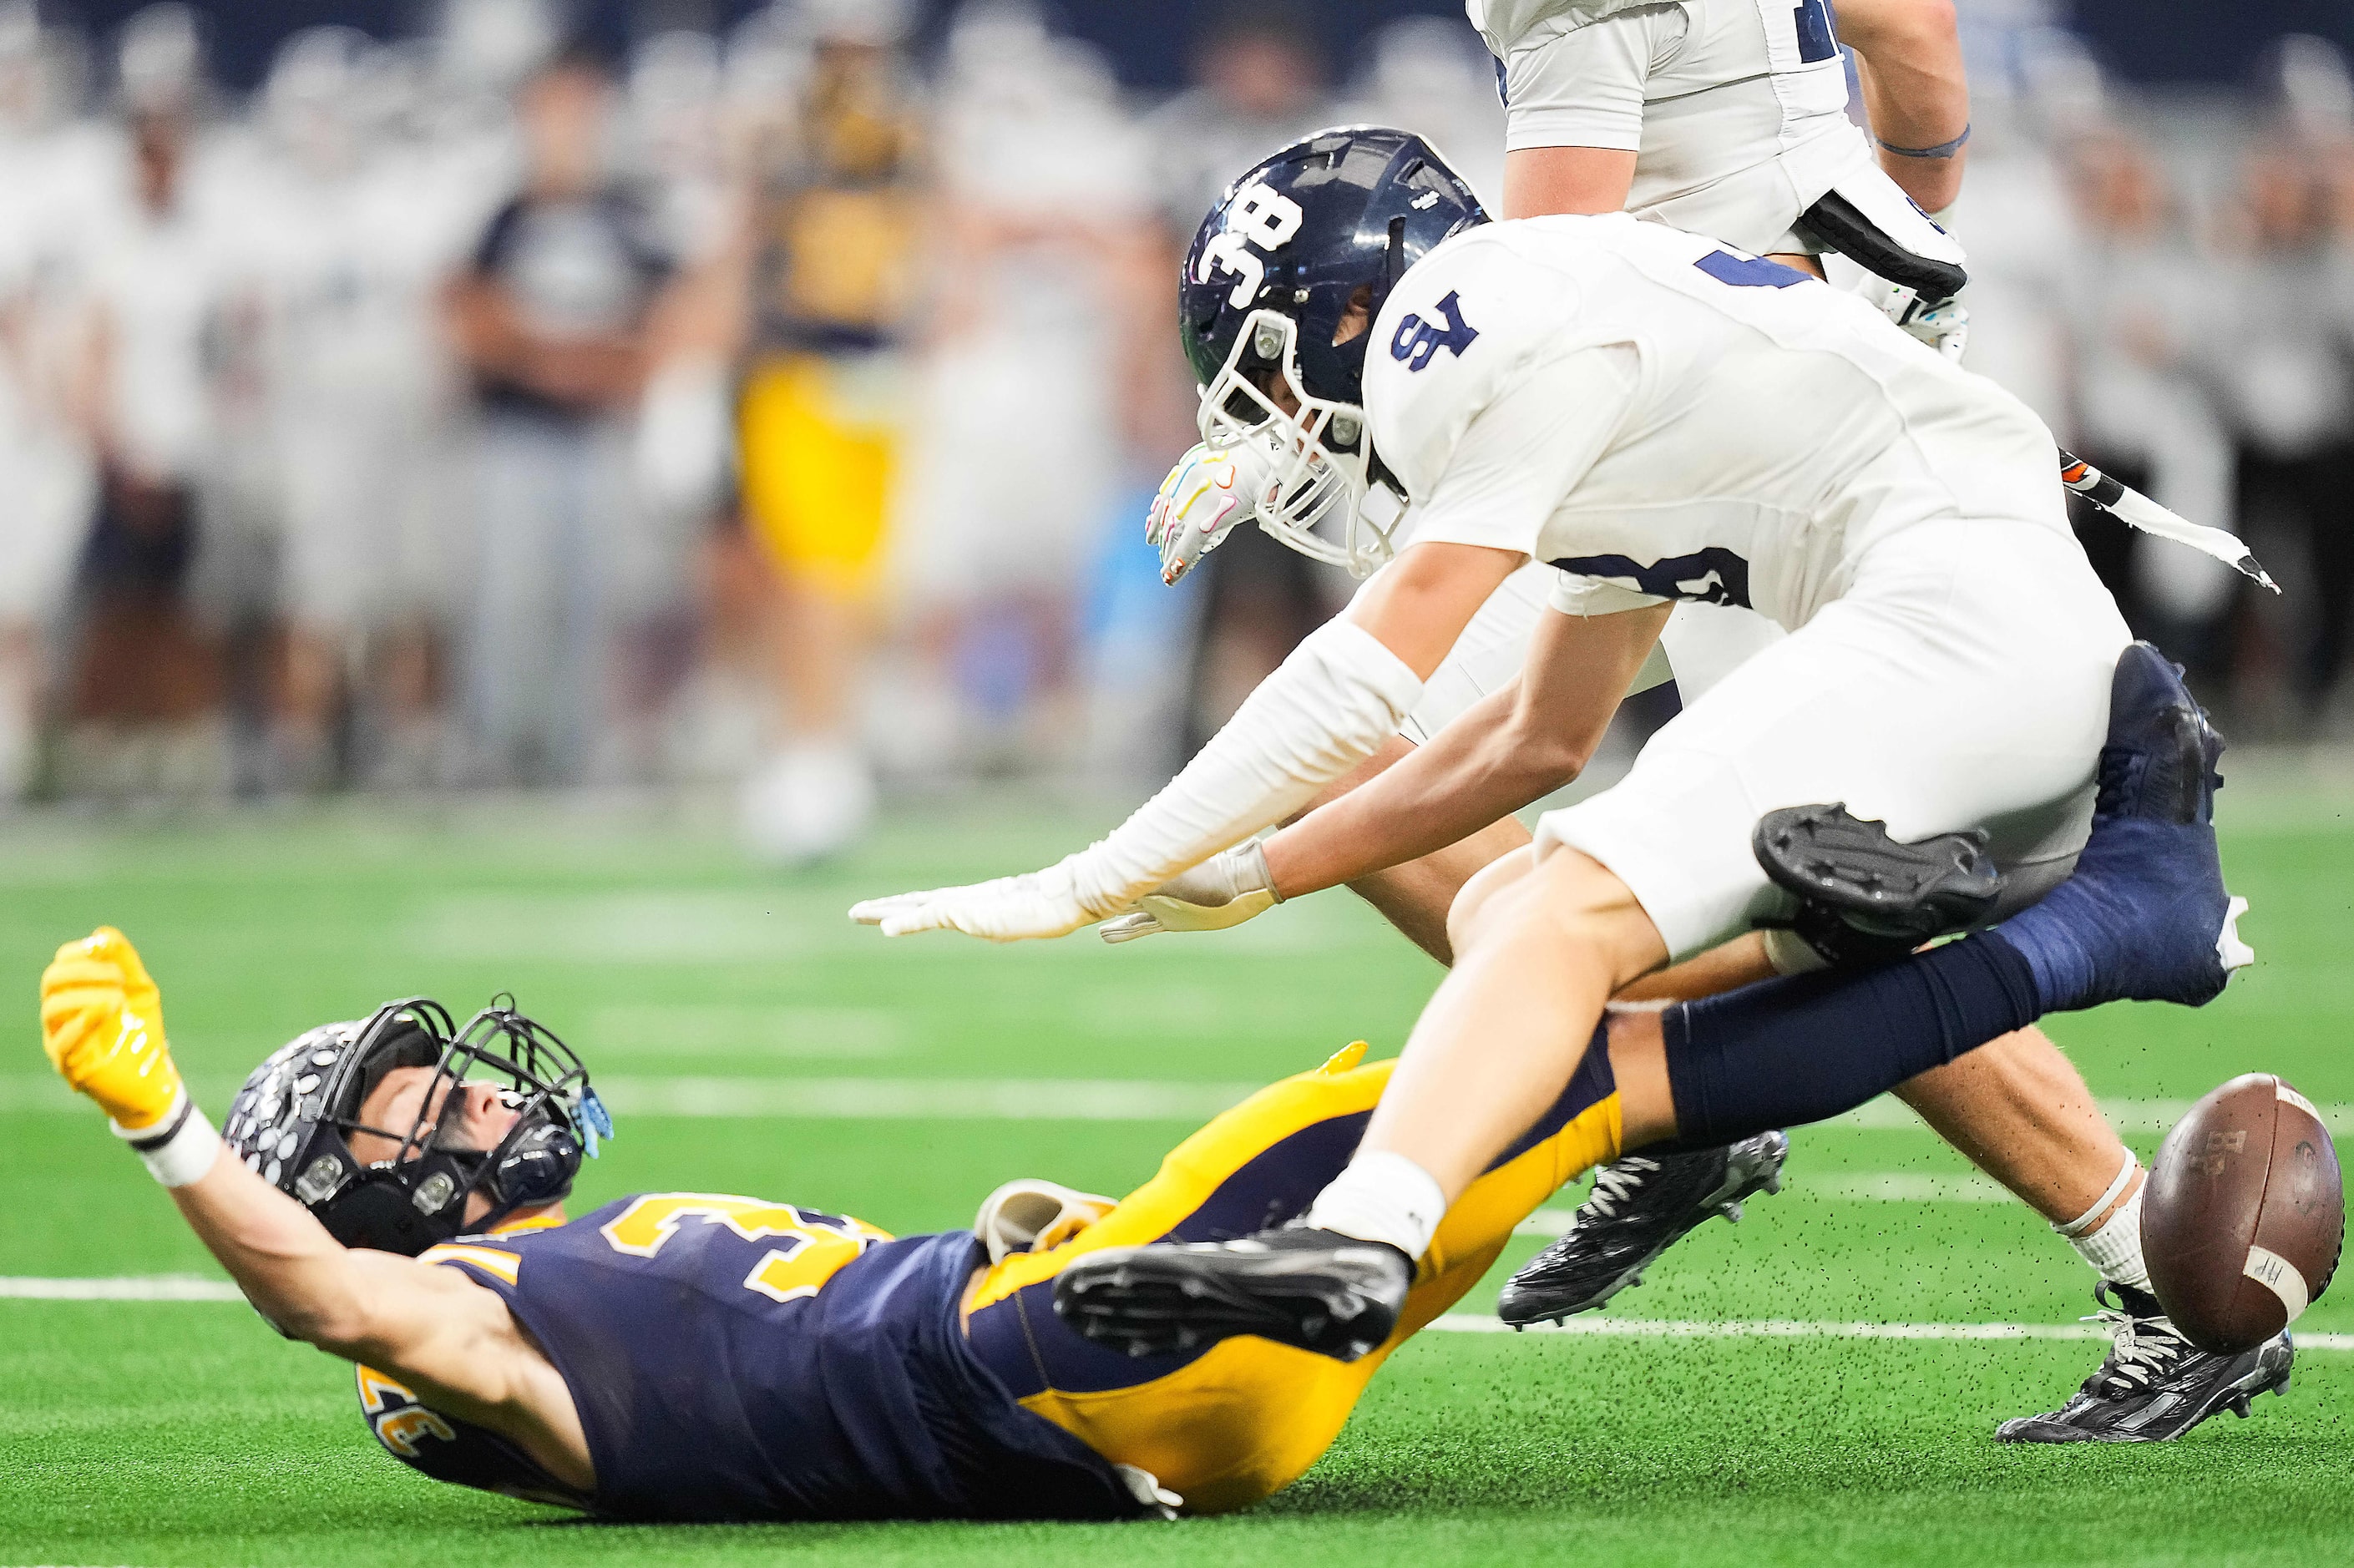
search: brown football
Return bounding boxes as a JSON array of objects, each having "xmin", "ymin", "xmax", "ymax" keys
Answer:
[{"xmin": 2143, "ymin": 1074, "xmax": 2344, "ymax": 1354}]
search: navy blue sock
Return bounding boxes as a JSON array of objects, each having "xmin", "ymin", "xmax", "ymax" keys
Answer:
[{"xmin": 1662, "ymin": 934, "xmax": 2042, "ymax": 1146}]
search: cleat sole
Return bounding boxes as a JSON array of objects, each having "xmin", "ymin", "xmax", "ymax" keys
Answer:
[{"xmin": 1754, "ymin": 804, "xmax": 2005, "ymax": 942}]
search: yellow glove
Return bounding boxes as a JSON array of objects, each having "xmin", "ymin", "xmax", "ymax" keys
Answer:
[{"xmin": 42, "ymin": 927, "xmax": 183, "ymax": 1132}]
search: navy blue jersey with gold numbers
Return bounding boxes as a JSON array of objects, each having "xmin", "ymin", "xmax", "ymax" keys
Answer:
[{"xmin": 355, "ymin": 1194, "xmax": 1138, "ymax": 1522}]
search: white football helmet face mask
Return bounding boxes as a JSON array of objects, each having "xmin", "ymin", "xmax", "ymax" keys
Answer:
[{"xmin": 1196, "ymin": 309, "xmax": 1401, "ymax": 579}]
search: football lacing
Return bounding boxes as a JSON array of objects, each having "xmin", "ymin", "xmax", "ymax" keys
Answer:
[
  {"xmin": 1577, "ymin": 1156, "xmax": 1663, "ymax": 1222},
  {"xmin": 2078, "ymin": 1284, "xmax": 2195, "ymax": 1395}
]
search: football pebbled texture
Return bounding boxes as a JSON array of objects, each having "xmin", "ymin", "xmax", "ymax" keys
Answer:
[{"xmin": 2144, "ymin": 1074, "xmax": 2344, "ymax": 1354}]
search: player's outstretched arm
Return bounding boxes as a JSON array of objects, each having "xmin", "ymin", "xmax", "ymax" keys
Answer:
[
  {"xmin": 850, "ymin": 542, "xmax": 1523, "ymax": 943},
  {"xmin": 38, "ymin": 929, "xmax": 592, "ymax": 1492},
  {"xmin": 1836, "ymin": 0, "xmax": 1971, "ymax": 212},
  {"xmin": 1260, "ymin": 602, "xmax": 1668, "ymax": 903}
]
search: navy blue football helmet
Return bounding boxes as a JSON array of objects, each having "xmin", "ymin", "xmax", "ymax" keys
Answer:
[
  {"xmin": 1180, "ymin": 126, "xmax": 1487, "ymax": 574},
  {"xmin": 225, "ymin": 998, "xmax": 611, "ymax": 1255}
]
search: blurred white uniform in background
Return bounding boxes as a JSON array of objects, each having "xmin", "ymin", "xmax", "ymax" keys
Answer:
[
  {"xmin": 0, "ymin": 8, "xmax": 104, "ymax": 796},
  {"xmin": 886, "ymin": 3, "xmax": 1150, "ymax": 771},
  {"xmin": 253, "ymin": 32, "xmax": 468, "ymax": 645},
  {"xmin": 903, "ymin": 8, "xmax": 1146, "ymax": 612}
]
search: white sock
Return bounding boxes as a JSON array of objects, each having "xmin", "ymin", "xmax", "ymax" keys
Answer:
[
  {"xmin": 1304, "ymin": 1151, "xmax": 1447, "ymax": 1260},
  {"xmin": 2067, "ymin": 1185, "xmax": 2152, "ymax": 1292}
]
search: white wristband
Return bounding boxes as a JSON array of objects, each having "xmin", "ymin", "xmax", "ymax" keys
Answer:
[{"xmin": 112, "ymin": 1090, "xmax": 222, "ymax": 1188}]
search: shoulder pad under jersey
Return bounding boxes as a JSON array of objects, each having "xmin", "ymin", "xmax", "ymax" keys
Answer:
[{"xmin": 1469, "ymin": 0, "xmax": 1679, "ymax": 54}]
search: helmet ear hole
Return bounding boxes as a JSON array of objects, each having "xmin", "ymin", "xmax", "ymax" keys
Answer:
[{"xmin": 1331, "ymin": 282, "xmax": 1375, "ymax": 346}]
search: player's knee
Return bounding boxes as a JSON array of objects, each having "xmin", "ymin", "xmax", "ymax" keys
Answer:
[
  {"xmin": 1445, "ymin": 844, "xmax": 1537, "ymax": 956},
  {"xmin": 1514, "ymin": 847, "xmax": 1668, "ymax": 982}
]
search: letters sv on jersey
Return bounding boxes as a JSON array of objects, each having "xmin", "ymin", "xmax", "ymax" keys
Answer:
[{"xmin": 1390, "ymin": 291, "xmax": 1480, "ymax": 372}]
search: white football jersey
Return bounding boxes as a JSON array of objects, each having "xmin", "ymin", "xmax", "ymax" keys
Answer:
[
  {"xmin": 1471, "ymin": 0, "xmax": 1873, "ymax": 255},
  {"xmin": 1366, "ymin": 214, "xmax": 2062, "ymax": 631}
]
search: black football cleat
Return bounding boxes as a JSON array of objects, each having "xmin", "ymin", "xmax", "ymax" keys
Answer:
[
  {"xmin": 1496, "ymin": 1131, "xmax": 1789, "ymax": 1327},
  {"xmin": 1754, "ymin": 804, "xmax": 2007, "ymax": 966},
  {"xmin": 1995, "ymin": 1282, "xmax": 2293, "ymax": 1443},
  {"xmin": 1052, "ymin": 1227, "xmax": 1412, "ymax": 1363}
]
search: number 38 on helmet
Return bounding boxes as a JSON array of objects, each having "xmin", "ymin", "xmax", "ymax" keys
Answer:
[{"xmin": 1180, "ymin": 126, "xmax": 1488, "ymax": 578}]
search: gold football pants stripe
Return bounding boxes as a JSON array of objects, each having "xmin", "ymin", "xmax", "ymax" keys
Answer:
[{"xmin": 970, "ymin": 1050, "xmax": 1620, "ymax": 1513}]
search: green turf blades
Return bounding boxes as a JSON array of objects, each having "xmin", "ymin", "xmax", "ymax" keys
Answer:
[
  {"xmin": 2, "ymin": 793, "xmax": 2352, "ymax": 1563},
  {"xmin": 5, "ymin": 1304, "xmax": 2352, "ymax": 1565}
]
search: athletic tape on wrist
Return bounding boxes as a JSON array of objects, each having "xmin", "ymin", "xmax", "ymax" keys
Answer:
[
  {"xmin": 1242, "ymin": 839, "xmax": 1283, "ymax": 905},
  {"xmin": 2053, "ymin": 1150, "xmax": 2140, "ymax": 1237},
  {"xmin": 113, "ymin": 1090, "xmax": 221, "ymax": 1188}
]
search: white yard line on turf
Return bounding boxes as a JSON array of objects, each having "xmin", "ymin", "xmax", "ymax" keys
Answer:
[
  {"xmin": 14, "ymin": 1277, "xmax": 2351, "ymax": 1353},
  {"xmin": 0, "ymin": 1276, "xmax": 243, "ymax": 1301},
  {"xmin": 1427, "ymin": 1315, "xmax": 2354, "ymax": 1351}
]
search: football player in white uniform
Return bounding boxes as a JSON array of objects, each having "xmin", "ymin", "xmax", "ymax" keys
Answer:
[
  {"xmin": 853, "ymin": 130, "xmax": 2266, "ymax": 1439},
  {"xmin": 1118, "ymin": 8, "xmax": 2273, "ymax": 1443}
]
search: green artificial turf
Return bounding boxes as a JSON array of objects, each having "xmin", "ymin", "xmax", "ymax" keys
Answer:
[{"xmin": 3, "ymin": 781, "xmax": 2352, "ymax": 1565}]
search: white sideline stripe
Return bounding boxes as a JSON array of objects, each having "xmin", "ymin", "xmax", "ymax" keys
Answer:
[
  {"xmin": 0, "ymin": 1276, "xmax": 243, "ymax": 1301},
  {"xmin": 1428, "ymin": 1314, "xmax": 2354, "ymax": 1351},
  {"xmin": 13, "ymin": 1279, "xmax": 2354, "ymax": 1356},
  {"xmin": 0, "ymin": 1075, "xmax": 1263, "ymax": 1122}
]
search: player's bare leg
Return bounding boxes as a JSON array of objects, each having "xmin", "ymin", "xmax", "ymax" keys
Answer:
[
  {"xmin": 1301, "ymin": 735, "xmax": 2153, "ymax": 1290},
  {"xmin": 742, "ymin": 570, "xmax": 877, "ymax": 866},
  {"xmin": 1060, "ymin": 647, "xmax": 2250, "ymax": 1370},
  {"xmin": 1298, "ymin": 721, "xmax": 2164, "ymax": 1319},
  {"xmin": 1297, "ymin": 734, "xmax": 1531, "ymax": 965},
  {"xmin": 1892, "ymin": 1028, "xmax": 2137, "ymax": 1227},
  {"xmin": 1357, "ymin": 844, "xmax": 1663, "ymax": 1201}
]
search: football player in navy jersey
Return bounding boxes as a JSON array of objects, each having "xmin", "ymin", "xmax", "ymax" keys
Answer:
[{"xmin": 40, "ymin": 772, "xmax": 2251, "ymax": 1526}]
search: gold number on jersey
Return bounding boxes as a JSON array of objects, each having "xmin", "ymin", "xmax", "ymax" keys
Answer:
[{"xmin": 597, "ymin": 1193, "xmax": 893, "ymax": 1305}]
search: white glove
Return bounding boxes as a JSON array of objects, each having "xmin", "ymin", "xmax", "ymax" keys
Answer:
[
  {"xmin": 849, "ymin": 853, "xmax": 1106, "ymax": 942},
  {"xmin": 1855, "ymin": 274, "xmax": 1970, "ymax": 362},
  {"xmin": 1146, "ymin": 438, "xmax": 1278, "ymax": 585},
  {"xmin": 851, "ymin": 620, "xmax": 1421, "ymax": 945},
  {"xmin": 972, "ymin": 1178, "xmax": 1117, "ymax": 1264},
  {"xmin": 1100, "ymin": 840, "xmax": 1281, "ymax": 943}
]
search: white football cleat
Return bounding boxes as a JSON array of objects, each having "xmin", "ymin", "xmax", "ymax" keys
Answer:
[{"xmin": 740, "ymin": 741, "xmax": 875, "ymax": 867}]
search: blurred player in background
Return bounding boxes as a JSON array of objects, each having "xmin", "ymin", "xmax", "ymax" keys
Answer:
[
  {"xmin": 2058, "ymin": 125, "xmax": 2235, "ymax": 685},
  {"xmin": 250, "ymin": 28, "xmax": 476, "ymax": 790},
  {"xmin": 443, "ymin": 44, "xmax": 678, "ymax": 787},
  {"xmin": 728, "ymin": 0, "xmax": 923, "ymax": 865},
  {"xmin": 1144, "ymin": 1, "xmax": 1349, "ymax": 753},
  {"xmin": 0, "ymin": 3, "xmax": 99, "ymax": 802},
  {"xmin": 890, "ymin": 1, "xmax": 1157, "ymax": 776},
  {"xmin": 60, "ymin": 9, "xmax": 230, "ymax": 797},
  {"xmin": 2215, "ymin": 48, "xmax": 2354, "ymax": 725}
]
